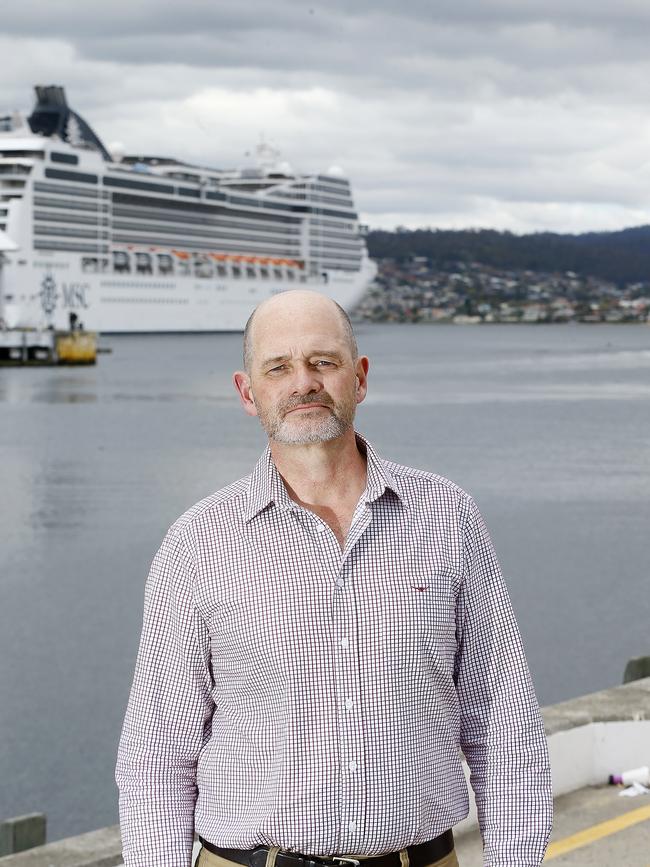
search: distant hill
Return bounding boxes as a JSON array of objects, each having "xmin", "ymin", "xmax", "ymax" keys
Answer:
[{"xmin": 366, "ymin": 226, "xmax": 650, "ymax": 286}]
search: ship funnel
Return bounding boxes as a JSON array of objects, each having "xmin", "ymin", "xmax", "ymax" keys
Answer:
[{"xmin": 28, "ymin": 84, "xmax": 111, "ymax": 160}]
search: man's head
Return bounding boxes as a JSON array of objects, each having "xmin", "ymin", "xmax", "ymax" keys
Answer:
[{"xmin": 233, "ymin": 290, "xmax": 368, "ymax": 445}]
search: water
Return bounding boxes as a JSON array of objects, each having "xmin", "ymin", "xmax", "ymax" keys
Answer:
[{"xmin": 1, "ymin": 323, "xmax": 649, "ymax": 841}]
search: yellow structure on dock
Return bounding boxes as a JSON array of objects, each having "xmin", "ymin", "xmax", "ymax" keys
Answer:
[
  {"xmin": 54, "ymin": 331, "xmax": 97, "ymax": 364},
  {"xmin": 0, "ymin": 329, "xmax": 98, "ymax": 366}
]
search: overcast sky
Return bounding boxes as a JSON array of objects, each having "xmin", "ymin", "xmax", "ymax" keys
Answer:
[{"xmin": 3, "ymin": 0, "xmax": 650, "ymax": 234}]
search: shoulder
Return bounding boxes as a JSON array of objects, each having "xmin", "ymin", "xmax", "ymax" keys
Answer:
[
  {"xmin": 383, "ymin": 458, "xmax": 477, "ymax": 522},
  {"xmin": 164, "ymin": 474, "xmax": 251, "ymax": 543},
  {"xmin": 384, "ymin": 457, "xmax": 472, "ymax": 499}
]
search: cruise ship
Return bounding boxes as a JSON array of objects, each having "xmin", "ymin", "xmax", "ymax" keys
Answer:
[{"xmin": 0, "ymin": 86, "xmax": 375, "ymax": 332}]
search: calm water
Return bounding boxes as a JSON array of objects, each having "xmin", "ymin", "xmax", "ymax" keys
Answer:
[{"xmin": 1, "ymin": 323, "xmax": 649, "ymax": 841}]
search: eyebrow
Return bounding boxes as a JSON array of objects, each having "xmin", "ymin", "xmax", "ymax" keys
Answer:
[{"xmin": 260, "ymin": 350, "xmax": 343, "ymax": 368}]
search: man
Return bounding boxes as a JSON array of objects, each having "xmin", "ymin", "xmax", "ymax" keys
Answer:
[{"xmin": 116, "ymin": 290, "xmax": 553, "ymax": 867}]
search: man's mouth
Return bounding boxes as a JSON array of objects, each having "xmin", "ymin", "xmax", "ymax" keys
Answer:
[{"xmin": 285, "ymin": 403, "xmax": 330, "ymax": 414}]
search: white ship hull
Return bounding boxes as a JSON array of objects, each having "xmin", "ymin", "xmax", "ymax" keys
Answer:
[{"xmin": 1, "ymin": 254, "xmax": 375, "ymax": 332}]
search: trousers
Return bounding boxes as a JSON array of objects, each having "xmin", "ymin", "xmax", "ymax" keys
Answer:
[{"xmin": 195, "ymin": 846, "xmax": 459, "ymax": 867}]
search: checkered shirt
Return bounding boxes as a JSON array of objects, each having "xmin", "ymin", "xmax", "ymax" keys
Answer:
[{"xmin": 115, "ymin": 434, "xmax": 552, "ymax": 867}]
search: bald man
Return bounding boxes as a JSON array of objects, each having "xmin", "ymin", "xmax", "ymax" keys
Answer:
[{"xmin": 116, "ymin": 291, "xmax": 552, "ymax": 867}]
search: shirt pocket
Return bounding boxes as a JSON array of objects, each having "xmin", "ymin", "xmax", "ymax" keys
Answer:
[{"xmin": 387, "ymin": 574, "xmax": 458, "ymax": 674}]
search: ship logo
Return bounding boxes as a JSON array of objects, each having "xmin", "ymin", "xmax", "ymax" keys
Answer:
[{"xmin": 40, "ymin": 272, "xmax": 59, "ymax": 316}]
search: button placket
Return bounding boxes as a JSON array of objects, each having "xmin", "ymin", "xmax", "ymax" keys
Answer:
[{"xmin": 331, "ymin": 552, "xmax": 366, "ymax": 850}]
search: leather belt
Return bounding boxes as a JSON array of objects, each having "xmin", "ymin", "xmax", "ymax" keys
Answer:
[{"xmin": 198, "ymin": 831, "xmax": 454, "ymax": 867}]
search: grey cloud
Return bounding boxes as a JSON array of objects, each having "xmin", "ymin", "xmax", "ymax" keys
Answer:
[{"xmin": 3, "ymin": 1, "xmax": 650, "ymax": 233}]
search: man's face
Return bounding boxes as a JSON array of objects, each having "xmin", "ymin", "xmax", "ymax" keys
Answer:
[{"xmin": 235, "ymin": 299, "xmax": 368, "ymax": 445}]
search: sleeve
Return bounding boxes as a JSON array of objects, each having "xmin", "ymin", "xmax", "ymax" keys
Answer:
[
  {"xmin": 454, "ymin": 496, "xmax": 553, "ymax": 867},
  {"xmin": 115, "ymin": 527, "xmax": 215, "ymax": 867}
]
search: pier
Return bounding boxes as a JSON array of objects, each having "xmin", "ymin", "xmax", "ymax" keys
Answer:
[{"xmin": 1, "ymin": 677, "xmax": 649, "ymax": 865}]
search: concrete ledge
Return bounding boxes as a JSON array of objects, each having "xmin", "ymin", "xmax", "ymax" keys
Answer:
[
  {"xmin": 2, "ymin": 678, "xmax": 650, "ymax": 864},
  {"xmin": 542, "ymin": 675, "xmax": 650, "ymax": 734},
  {"xmin": 0, "ymin": 825, "xmax": 122, "ymax": 866}
]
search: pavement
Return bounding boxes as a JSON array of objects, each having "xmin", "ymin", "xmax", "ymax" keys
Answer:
[{"xmin": 454, "ymin": 785, "xmax": 650, "ymax": 866}]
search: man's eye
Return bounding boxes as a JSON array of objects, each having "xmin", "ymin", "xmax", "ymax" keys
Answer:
[
  {"xmin": 268, "ymin": 365, "xmax": 287, "ymax": 373},
  {"xmin": 314, "ymin": 360, "xmax": 334, "ymax": 367}
]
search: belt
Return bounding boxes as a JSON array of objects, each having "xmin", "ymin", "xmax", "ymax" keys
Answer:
[{"xmin": 198, "ymin": 831, "xmax": 454, "ymax": 867}]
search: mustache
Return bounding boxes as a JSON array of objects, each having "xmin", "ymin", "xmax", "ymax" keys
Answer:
[{"xmin": 281, "ymin": 392, "xmax": 335, "ymax": 413}]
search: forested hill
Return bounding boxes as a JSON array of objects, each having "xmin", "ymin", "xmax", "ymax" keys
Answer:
[{"xmin": 366, "ymin": 226, "xmax": 650, "ymax": 286}]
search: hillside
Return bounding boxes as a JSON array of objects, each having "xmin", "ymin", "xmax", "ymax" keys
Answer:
[{"xmin": 366, "ymin": 226, "xmax": 650, "ymax": 286}]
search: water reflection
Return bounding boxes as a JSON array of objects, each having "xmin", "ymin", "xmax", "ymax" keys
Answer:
[{"xmin": 0, "ymin": 371, "xmax": 98, "ymax": 404}]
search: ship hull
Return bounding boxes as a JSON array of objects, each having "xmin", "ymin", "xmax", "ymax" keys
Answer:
[{"xmin": 2, "ymin": 255, "xmax": 375, "ymax": 332}]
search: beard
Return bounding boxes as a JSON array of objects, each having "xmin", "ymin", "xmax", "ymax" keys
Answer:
[{"xmin": 256, "ymin": 391, "xmax": 356, "ymax": 444}]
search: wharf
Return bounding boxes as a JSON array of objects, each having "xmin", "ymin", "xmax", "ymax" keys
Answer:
[{"xmin": 1, "ymin": 678, "xmax": 649, "ymax": 866}]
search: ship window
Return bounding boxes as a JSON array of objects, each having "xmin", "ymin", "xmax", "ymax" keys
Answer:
[
  {"xmin": 82, "ymin": 257, "xmax": 99, "ymax": 273},
  {"xmin": 34, "ymin": 182, "xmax": 101, "ymax": 200},
  {"xmin": 179, "ymin": 187, "xmax": 201, "ymax": 198},
  {"xmin": 232, "ymin": 266, "xmax": 242, "ymax": 278},
  {"xmin": 157, "ymin": 254, "xmax": 174, "ymax": 275},
  {"xmin": 0, "ymin": 149, "xmax": 44, "ymax": 159},
  {"xmin": 34, "ymin": 240, "xmax": 108, "ymax": 253},
  {"xmin": 0, "ymin": 164, "xmax": 32, "ymax": 175},
  {"xmin": 34, "ymin": 210, "xmax": 103, "ymax": 225},
  {"xmin": 34, "ymin": 224, "xmax": 109, "ymax": 240},
  {"xmin": 113, "ymin": 251, "xmax": 131, "ymax": 273},
  {"xmin": 45, "ymin": 168, "xmax": 98, "ymax": 184},
  {"xmin": 135, "ymin": 252, "xmax": 153, "ymax": 275},
  {"xmin": 104, "ymin": 176, "xmax": 174, "ymax": 195},
  {"xmin": 316, "ymin": 174, "xmax": 349, "ymax": 186},
  {"xmin": 286, "ymin": 269, "xmax": 295, "ymax": 281},
  {"xmin": 216, "ymin": 264, "xmax": 228, "ymax": 277},
  {"xmin": 51, "ymin": 152, "xmax": 79, "ymax": 165},
  {"xmin": 260, "ymin": 267, "xmax": 269, "ymax": 279},
  {"xmin": 273, "ymin": 268, "xmax": 283, "ymax": 279},
  {"xmin": 246, "ymin": 266, "xmax": 256, "ymax": 278}
]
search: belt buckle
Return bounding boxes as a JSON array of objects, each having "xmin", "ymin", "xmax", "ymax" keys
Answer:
[{"xmin": 332, "ymin": 859, "xmax": 360, "ymax": 866}]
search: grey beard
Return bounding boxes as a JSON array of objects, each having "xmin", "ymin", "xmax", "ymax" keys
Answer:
[{"xmin": 269, "ymin": 411, "xmax": 350, "ymax": 444}]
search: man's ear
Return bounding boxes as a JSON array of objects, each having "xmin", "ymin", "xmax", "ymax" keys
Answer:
[
  {"xmin": 233, "ymin": 371, "xmax": 258, "ymax": 417},
  {"xmin": 354, "ymin": 356, "xmax": 369, "ymax": 404}
]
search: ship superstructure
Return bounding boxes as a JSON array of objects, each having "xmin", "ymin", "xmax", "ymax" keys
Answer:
[{"xmin": 0, "ymin": 86, "xmax": 375, "ymax": 331}]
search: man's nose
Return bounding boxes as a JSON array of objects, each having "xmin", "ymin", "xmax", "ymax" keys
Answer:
[{"xmin": 290, "ymin": 362, "xmax": 323, "ymax": 394}]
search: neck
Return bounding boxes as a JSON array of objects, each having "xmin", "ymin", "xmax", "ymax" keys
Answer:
[{"xmin": 269, "ymin": 428, "xmax": 367, "ymax": 508}]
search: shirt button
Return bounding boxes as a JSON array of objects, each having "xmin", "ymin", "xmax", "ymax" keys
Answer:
[
  {"xmin": 335, "ymin": 577, "xmax": 345, "ymax": 588},
  {"xmin": 344, "ymin": 698, "xmax": 354, "ymax": 710},
  {"xmin": 348, "ymin": 760, "xmax": 358, "ymax": 771},
  {"xmin": 348, "ymin": 821, "xmax": 357, "ymax": 832},
  {"xmin": 340, "ymin": 637, "xmax": 349, "ymax": 648},
  {"xmin": 315, "ymin": 523, "xmax": 326, "ymax": 532}
]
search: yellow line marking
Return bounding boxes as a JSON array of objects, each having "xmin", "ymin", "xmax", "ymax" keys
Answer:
[{"xmin": 544, "ymin": 803, "xmax": 650, "ymax": 860}]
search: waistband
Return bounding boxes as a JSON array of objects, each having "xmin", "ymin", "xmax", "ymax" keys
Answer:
[{"xmin": 197, "ymin": 831, "xmax": 454, "ymax": 867}]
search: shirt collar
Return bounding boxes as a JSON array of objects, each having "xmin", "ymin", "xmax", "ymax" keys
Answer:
[{"xmin": 244, "ymin": 431, "xmax": 403, "ymax": 523}]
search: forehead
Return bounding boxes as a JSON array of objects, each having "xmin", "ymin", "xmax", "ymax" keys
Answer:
[{"xmin": 251, "ymin": 301, "xmax": 349, "ymax": 359}]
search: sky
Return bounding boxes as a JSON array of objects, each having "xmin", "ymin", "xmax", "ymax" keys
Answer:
[{"xmin": 3, "ymin": 0, "xmax": 650, "ymax": 234}]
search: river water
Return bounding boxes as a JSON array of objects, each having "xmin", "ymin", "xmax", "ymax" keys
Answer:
[{"xmin": 1, "ymin": 323, "xmax": 649, "ymax": 841}]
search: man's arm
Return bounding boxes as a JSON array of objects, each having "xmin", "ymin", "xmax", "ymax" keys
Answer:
[
  {"xmin": 115, "ymin": 526, "xmax": 214, "ymax": 867},
  {"xmin": 454, "ymin": 496, "xmax": 553, "ymax": 867}
]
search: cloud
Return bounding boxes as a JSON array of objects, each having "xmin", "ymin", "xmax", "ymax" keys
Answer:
[{"xmin": 3, "ymin": 1, "xmax": 650, "ymax": 233}]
